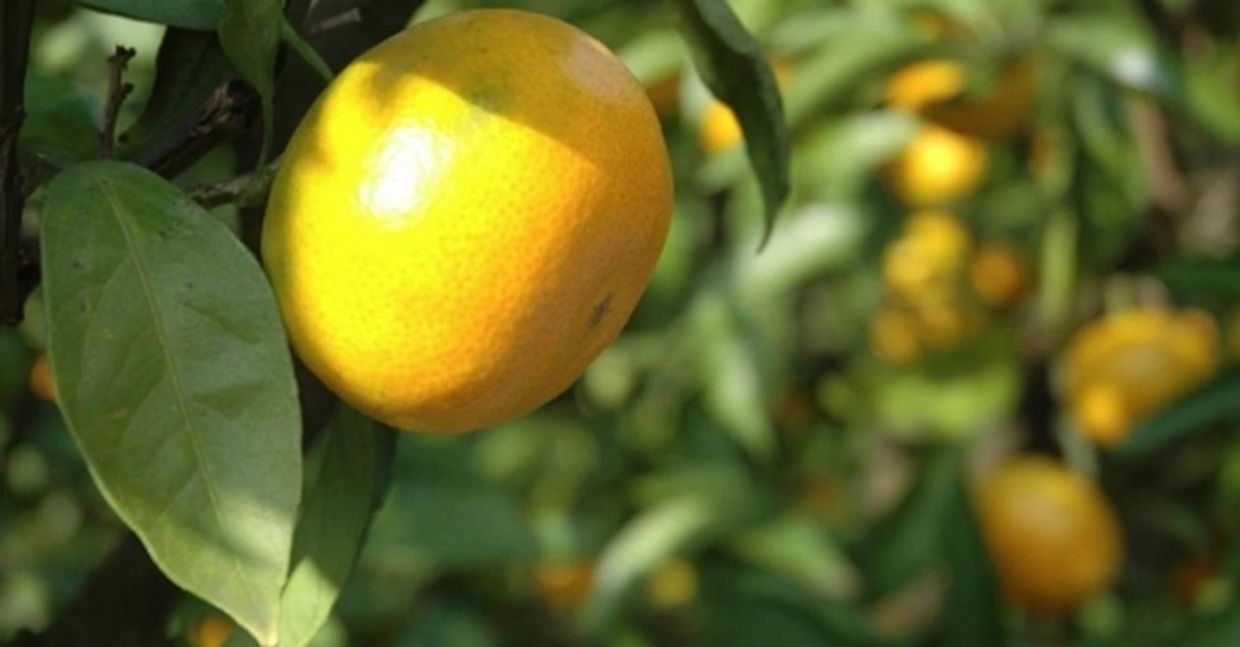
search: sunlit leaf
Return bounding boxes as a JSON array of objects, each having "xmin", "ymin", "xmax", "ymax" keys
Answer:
[{"xmin": 40, "ymin": 161, "xmax": 301, "ymax": 646}]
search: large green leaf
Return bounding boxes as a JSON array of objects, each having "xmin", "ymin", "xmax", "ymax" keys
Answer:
[
  {"xmin": 40, "ymin": 161, "xmax": 302, "ymax": 646},
  {"xmin": 77, "ymin": 0, "xmax": 226, "ymax": 30},
  {"xmin": 279, "ymin": 406, "xmax": 394, "ymax": 647},
  {"xmin": 1156, "ymin": 256, "xmax": 1240, "ymax": 306},
  {"xmin": 938, "ymin": 473, "xmax": 1002, "ymax": 646},
  {"xmin": 672, "ymin": 0, "xmax": 789, "ymax": 244},
  {"xmin": 1115, "ymin": 369, "xmax": 1240, "ymax": 459}
]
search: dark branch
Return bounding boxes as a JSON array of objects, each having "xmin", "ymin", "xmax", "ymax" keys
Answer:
[
  {"xmin": 101, "ymin": 47, "xmax": 136, "ymax": 159},
  {"xmin": 0, "ymin": 0, "xmax": 35, "ymax": 326},
  {"xmin": 188, "ymin": 159, "xmax": 280, "ymax": 209}
]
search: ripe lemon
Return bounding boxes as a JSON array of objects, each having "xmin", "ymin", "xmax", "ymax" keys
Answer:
[
  {"xmin": 1065, "ymin": 309, "xmax": 1218, "ymax": 445},
  {"xmin": 887, "ymin": 57, "xmax": 1037, "ymax": 140},
  {"xmin": 263, "ymin": 10, "xmax": 673, "ymax": 432},
  {"xmin": 976, "ymin": 456, "xmax": 1122, "ymax": 615},
  {"xmin": 884, "ymin": 124, "xmax": 986, "ymax": 206},
  {"xmin": 881, "ymin": 210, "xmax": 971, "ymax": 299}
]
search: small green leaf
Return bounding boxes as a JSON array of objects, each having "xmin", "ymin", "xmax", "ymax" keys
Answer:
[
  {"xmin": 728, "ymin": 513, "xmax": 860, "ymax": 600},
  {"xmin": 1157, "ymin": 256, "xmax": 1240, "ymax": 305},
  {"xmin": 860, "ymin": 448, "xmax": 962, "ymax": 595},
  {"xmin": 77, "ymin": 0, "xmax": 226, "ymax": 30},
  {"xmin": 939, "ymin": 474, "xmax": 1002, "ymax": 646},
  {"xmin": 278, "ymin": 406, "xmax": 394, "ymax": 647},
  {"xmin": 218, "ymin": 0, "xmax": 282, "ymax": 161},
  {"xmin": 1115, "ymin": 369, "xmax": 1240, "ymax": 459},
  {"xmin": 40, "ymin": 161, "xmax": 302, "ymax": 646},
  {"xmin": 672, "ymin": 0, "xmax": 789, "ymax": 244},
  {"xmin": 119, "ymin": 28, "xmax": 237, "ymax": 163}
]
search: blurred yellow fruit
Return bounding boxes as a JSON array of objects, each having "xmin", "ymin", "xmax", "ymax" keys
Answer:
[
  {"xmin": 885, "ymin": 125, "xmax": 987, "ymax": 206},
  {"xmin": 976, "ymin": 456, "xmax": 1122, "ymax": 615},
  {"xmin": 910, "ymin": 297, "xmax": 972, "ymax": 349},
  {"xmin": 697, "ymin": 59, "xmax": 791, "ymax": 154},
  {"xmin": 1066, "ymin": 309, "xmax": 1219, "ymax": 445},
  {"xmin": 926, "ymin": 57, "xmax": 1037, "ymax": 139},
  {"xmin": 969, "ymin": 242, "xmax": 1032, "ymax": 309},
  {"xmin": 645, "ymin": 558, "xmax": 699, "ymax": 609},
  {"xmin": 886, "ymin": 59, "xmax": 967, "ymax": 112},
  {"xmin": 882, "ymin": 211, "xmax": 971, "ymax": 298},
  {"xmin": 28, "ymin": 353, "xmax": 55, "ymax": 402},
  {"xmin": 188, "ymin": 614, "xmax": 233, "ymax": 647},
  {"xmin": 870, "ymin": 307, "xmax": 922, "ymax": 365},
  {"xmin": 698, "ymin": 100, "xmax": 745, "ymax": 154},
  {"xmin": 262, "ymin": 10, "xmax": 673, "ymax": 433},
  {"xmin": 535, "ymin": 560, "xmax": 595, "ymax": 612}
]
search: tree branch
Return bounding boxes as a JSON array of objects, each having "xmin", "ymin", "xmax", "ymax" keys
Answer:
[
  {"xmin": 188, "ymin": 158, "xmax": 280, "ymax": 209},
  {"xmin": 100, "ymin": 46, "xmax": 136, "ymax": 158},
  {"xmin": 0, "ymin": 0, "xmax": 35, "ymax": 326}
]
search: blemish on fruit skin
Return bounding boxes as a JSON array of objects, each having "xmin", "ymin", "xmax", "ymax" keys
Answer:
[{"xmin": 589, "ymin": 293, "xmax": 612, "ymax": 329}]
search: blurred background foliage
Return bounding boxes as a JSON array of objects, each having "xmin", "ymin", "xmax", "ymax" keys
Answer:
[{"xmin": 3, "ymin": 0, "xmax": 1240, "ymax": 645}]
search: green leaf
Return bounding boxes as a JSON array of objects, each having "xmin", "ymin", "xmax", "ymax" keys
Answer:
[
  {"xmin": 672, "ymin": 0, "xmax": 789, "ymax": 244},
  {"xmin": 279, "ymin": 406, "xmax": 394, "ymax": 647},
  {"xmin": 119, "ymin": 28, "xmax": 237, "ymax": 163},
  {"xmin": 728, "ymin": 513, "xmax": 861, "ymax": 600},
  {"xmin": 1181, "ymin": 603, "xmax": 1240, "ymax": 647},
  {"xmin": 77, "ymin": 0, "xmax": 226, "ymax": 30},
  {"xmin": 938, "ymin": 474, "xmax": 1002, "ymax": 646},
  {"xmin": 860, "ymin": 448, "xmax": 962, "ymax": 595},
  {"xmin": 218, "ymin": 0, "xmax": 282, "ymax": 161},
  {"xmin": 1115, "ymin": 369, "xmax": 1240, "ymax": 459},
  {"xmin": 1156, "ymin": 256, "xmax": 1240, "ymax": 305},
  {"xmin": 40, "ymin": 161, "xmax": 302, "ymax": 646}
]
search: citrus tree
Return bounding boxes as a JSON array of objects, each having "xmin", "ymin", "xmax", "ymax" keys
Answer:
[{"xmin": 2, "ymin": 0, "xmax": 1240, "ymax": 646}]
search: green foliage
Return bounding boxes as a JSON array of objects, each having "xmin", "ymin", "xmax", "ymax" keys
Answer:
[{"xmin": 3, "ymin": 0, "xmax": 1240, "ymax": 645}]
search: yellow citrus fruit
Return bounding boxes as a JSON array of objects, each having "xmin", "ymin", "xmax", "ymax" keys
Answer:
[
  {"xmin": 969, "ymin": 242, "xmax": 1032, "ymax": 309},
  {"xmin": 926, "ymin": 57, "xmax": 1037, "ymax": 140},
  {"xmin": 886, "ymin": 59, "xmax": 967, "ymax": 112},
  {"xmin": 188, "ymin": 614, "xmax": 233, "ymax": 647},
  {"xmin": 884, "ymin": 124, "xmax": 987, "ymax": 206},
  {"xmin": 534, "ymin": 559, "xmax": 595, "ymax": 612},
  {"xmin": 1065, "ymin": 309, "xmax": 1218, "ymax": 445},
  {"xmin": 909, "ymin": 296, "xmax": 973, "ymax": 350},
  {"xmin": 645, "ymin": 558, "xmax": 699, "ymax": 609},
  {"xmin": 881, "ymin": 210, "xmax": 971, "ymax": 299},
  {"xmin": 28, "ymin": 353, "xmax": 56, "ymax": 402},
  {"xmin": 869, "ymin": 307, "xmax": 922, "ymax": 365},
  {"xmin": 263, "ymin": 10, "xmax": 673, "ymax": 433},
  {"xmin": 976, "ymin": 456, "xmax": 1122, "ymax": 615}
]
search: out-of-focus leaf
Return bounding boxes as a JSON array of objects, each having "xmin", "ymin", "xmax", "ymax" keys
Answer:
[
  {"xmin": 672, "ymin": 0, "xmax": 789, "ymax": 243},
  {"xmin": 218, "ymin": 0, "xmax": 281, "ymax": 159},
  {"xmin": 617, "ymin": 29, "xmax": 683, "ymax": 85},
  {"xmin": 729, "ymin": 513, "xmax": 860, "ymax": 600},
  {"xmin": 395, "ymin": 601, "xmax": 498, "ymax": 647},
  {"xmin": 76, "ymin": 0, "xmax": 226, "ymax": 30},
  {"xmin": 861, "ymin": 448, "xmax": 961, "ymax": 596},
  {"xmin": 1181, "ymin": 603, "xmax": 1240, "ymax": 647},
  {"xmin": 1115, "ymin": 369, "xmax": 1240, "ymax": 459},
  {"xmin": 784, "ymin": 29, "xmax": 927, "ymax": 128},
  {"xmin": 40, "ymin": 161, "xmax": 301, "ymax": 646},
  {"xmin": 382, "ymin": 480, "xmax": 537, "ymax": 568},
  {"xmin": 735, "ymin": 203, "xmax": 866, "ymax": 299},
  {"xmin": 20, "ymin": 73, "xmax": 99, "ymax": 164},
  {"xmin": 119, "ymin": 28, "xmax": 236, "ymax": 163},
  {"xmin": 584, "ymin": 491, "xmax": 757, "ymax": 631},
  {"xmin": 279, "ymin": 406, "xmax": 393, "ymax": 647},
  {"xmin": 938, "ymin": 472, "xmax": 1001, "ymax": 646},
  {"xmin": 1047, "ymin": 14, "xmax": 1177, "ymax": 99},
  {"xmin": 690, "ymin": 283, "xmax": 775, "ymax": 461},
  {"xmin": 1156, "ymin": 256, "xmax": 1240, "ymax": 305}
]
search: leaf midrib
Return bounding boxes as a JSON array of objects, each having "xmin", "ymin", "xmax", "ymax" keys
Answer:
[{"xmin": 92, "ymin": 173, "xmax": 273, "ymax": 642}]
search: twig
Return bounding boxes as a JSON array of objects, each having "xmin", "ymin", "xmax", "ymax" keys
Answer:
[
  {"xmin": 187, "ymin": 158, "xmax": 280, "ymax": 209},
  {"xmin": 137, "ymin": 81, "xmax": 261, "ymax": 179},
  {"xmin": 101, "ymin": 46, "xmax": 136, "ymax": 159},
  {"xmin": 0, "ymin": 0, "xmax": 35, "ymax": 327}
]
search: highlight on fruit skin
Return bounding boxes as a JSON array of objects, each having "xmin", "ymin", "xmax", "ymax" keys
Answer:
[
  {"xmin": 975, "ymin": 456, "xmax": 1123, "ymax": 615},
  {"xmin": 261, "ymin": 9, "xmax": 673, "ymax": 433},
  {"xmin": 1065, "ymin": 308, "xmax": 1218, "ymax": 446},
  {"xmin": 884, "ymin": 124, "xmax": 987, "ymax": 207}
]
